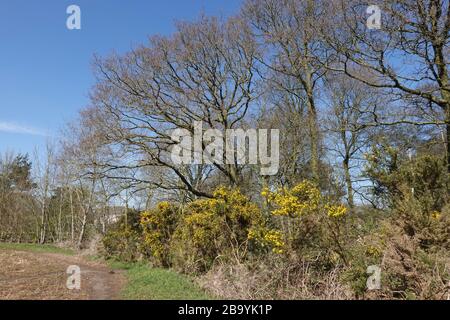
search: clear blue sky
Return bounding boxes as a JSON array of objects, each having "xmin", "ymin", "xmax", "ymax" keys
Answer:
[{"xmin": 0, "ymin": 0, "xmax": 242, "ymax": 156}]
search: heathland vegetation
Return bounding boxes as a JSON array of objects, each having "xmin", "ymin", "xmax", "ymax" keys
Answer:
[{"xmin": 1, "ymin": 0, "xmax": 449, "ymax": 299}]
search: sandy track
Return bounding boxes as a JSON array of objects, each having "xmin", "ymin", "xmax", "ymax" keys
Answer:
[{"xmin": 0, "ymin": 250, "xmax": 125, "ymax": 300}]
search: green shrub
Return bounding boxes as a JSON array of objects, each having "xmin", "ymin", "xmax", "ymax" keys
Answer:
[
  {"xmin": 260, "ymin": 181, "xmax": 352, "ymax": 267},
  {"xmin": 170, "ymin": 187, "xmax": 263, "ymax": 274},
  {"xmin": 140, "ymin": 202, "xmax": 180, "ymax": 267},
  {"xmin": 102, "ymin": 226, "xmax": 141, "ymax": 262}
]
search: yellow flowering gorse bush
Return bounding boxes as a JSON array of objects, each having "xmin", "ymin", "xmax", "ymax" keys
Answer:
[
  {"xmin": 262, "ymin": 181, "xmax": 321, "ymax": 217},
  {"xmin": 137, "ymin": 182, "xmax": 350, "ymax": 269},
  {"xmin": 171, "ymin": 186, "xmax": 263, "ymax": 272},
  {"xmin": 140, "ymin": 201, "xmax": 179, "ymax": 266},
  {"xmin": 248, "ymin": 227, "xmax": 285, "ymax": 254},
  {"xmin": 325, "ymin": 204, "xmax": 348, "ymax": 218},
  {"xmin": 255, "ymin": 181, "xmax": 349, "ymax": 256}
]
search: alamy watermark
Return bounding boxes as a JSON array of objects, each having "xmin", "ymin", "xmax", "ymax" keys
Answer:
[
  {"xmin": 65, "ymin": 5, "xmax": 380, "ymax": 31},
  {"xmin": 366, "ymin": 265, "xmax": 381, "ymax": 290},
  {"xmin": 66, "ymin": 265, "xmax": 81, "ymax": 290},
  {"xmin": 171, "ymin": 121, "xmax": 280, "ymax": 176},
  {"xmin": 66, "ymin": 5, "xmax": 81, "ymax": 30},
  {"xmin": 366, "ymin": 5, "xmax": 381, "ymax": 30}
]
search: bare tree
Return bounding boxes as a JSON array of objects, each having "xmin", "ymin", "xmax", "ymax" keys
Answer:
[
  {"xmin": 59, "ymin": 116, "xmax": 103, "ymax": 248},
  {"xmin": 32, "ymin": 142, "xmax": 57, "ymax": 244},
  {"xmin": 86, "ymin": 16, "xmax": 258, "ymax": 198},
  {"xmin": 243, "ymin": 0, "xmax": 332, "ymax": 182},
  {"xmin": 257, "ymin": 84, "xmax": 311, "ymax": 187},
  {"xmin": 324, "ymin": 74, "xmax": 378, "ymax": 208},
  {"xmin": 323, "ymin": 0, "xmax": 450, "ymax": 171}
]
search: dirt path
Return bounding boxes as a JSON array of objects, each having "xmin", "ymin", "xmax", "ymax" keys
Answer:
[{"xmin": 0, "ymin": 250, "xmax": 125, "ymax": 300}]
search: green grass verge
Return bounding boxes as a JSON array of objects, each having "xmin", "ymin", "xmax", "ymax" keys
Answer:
[
  {"xmin": 0, "ymin": 242, "xmax": 74, "ymax": 255},
  {"xmin": 109, "ymin": 261, "xmax": 212, "ymax": 300}
]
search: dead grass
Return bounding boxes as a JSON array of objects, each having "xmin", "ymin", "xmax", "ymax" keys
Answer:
[
  {"xmin": 0, "ymin": 250, "xmax": 89, "ymax": 300},
  {"xmin": 0, "ymin": 248, "xmax": 125, "ymax": 300},
  {"xmin": 197, "ymin": 259, "xmax": 353, "ymax": 300}
]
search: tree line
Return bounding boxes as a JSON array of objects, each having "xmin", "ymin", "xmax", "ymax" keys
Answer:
[
  {"xmin": 1, "ymin": 0, "xmax": 449, "ymax": 245},
  {"xmin": 0, "ymin": 0, "xmax": 448, "ymax": 298}
]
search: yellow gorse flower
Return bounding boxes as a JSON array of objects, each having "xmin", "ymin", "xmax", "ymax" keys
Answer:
[
  {"xmin": 431, "ymin": 211, "xmax": 441, "ymax": 220},
  {"xmin": 248, "ymin": 227, "xmax": 285, "ymax": 254},
  {"xmin": 325, "ymin": 204, "xmax": 347, "ymax": 218},
  {"xmin": 213, "ymin": 186, "xmax": 228, "ymax": 199},
  {"xmin": 261, "ymin": 181, "xmax": 321, "ymax": 217},
  {"xmin": 365, "ymin": 245, "xmax": 382, "ymax": 257},
  {"xmin": 157, "ymin": 201, "xmax": 171, "ymax": 211},
  {"xmin": 140, "ymin": 201, "xmax": 178, "ymax": 261}
]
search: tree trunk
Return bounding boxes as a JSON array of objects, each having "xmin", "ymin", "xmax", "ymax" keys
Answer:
[
  {"xmin": 343, "ymin": 157, "xmax": 354, "ymax": 209},
  {"xmin": 307, "ymin": 95, "xmax": 320, "ymax": 183},
  {"xmin": 446, "ymin": 105, "xmax": 450, "ymax": 174},
  {"xmin": 39, "ymin": 201, "xmax": 46, "ymax": 244},
  {"xmin": 70, "ymin": 190, "xmax": 75, "ymax": 243},
  {"xmin": 77, "ymin": 212, "xmax": 87, "ymax": 249},
  {"xmin": 57, "ymin": 193, "xmax": 63, "ymax": 242}
]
